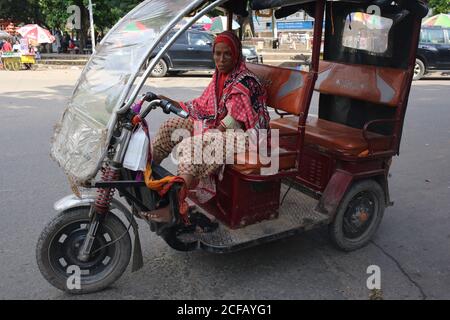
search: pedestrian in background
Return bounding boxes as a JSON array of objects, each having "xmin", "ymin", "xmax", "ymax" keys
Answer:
[{"xmin": 2, "ymin": 40, "xmax": 12, "ymax": 52}]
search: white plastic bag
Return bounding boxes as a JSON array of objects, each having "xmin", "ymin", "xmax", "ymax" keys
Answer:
[{"xmin": 123, "ymin": 126, "xmax": 149, "ymax": 172}]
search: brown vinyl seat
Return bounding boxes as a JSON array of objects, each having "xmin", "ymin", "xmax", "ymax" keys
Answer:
[
  {"xmin": 270, "ymin": 116, "xmax": 391, "ymax": 157},
  {"xmin": 231, "ymin": 61, "xmax": 404, "ymax": 173},
  {"xmin": 270, "ymin": 60, "xmax": 407, "ymax": 158},
  {"xmin": 232, "ymin": 147, "xmax": 298, "ymax": 175}
]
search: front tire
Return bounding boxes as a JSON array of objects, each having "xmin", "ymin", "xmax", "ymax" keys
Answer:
[
  {"xmin": 329, "ymin": 180, "xmax": 385, "ymax": 252},
  {"xmin": 413, "ymin": 59, "xmax": 425, "ymax": 81},
  {"xmin": 36, "ymin": 207, "xmax": 132, "ymax": 294}
]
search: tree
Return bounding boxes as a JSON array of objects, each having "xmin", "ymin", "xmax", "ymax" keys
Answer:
[
  {"xmin": 37, "ymin": 0, "xmax": 141, "ymax": 50},
  {"xmin": 0, "ymin": 0, "xmax": 43, "ymax": 25},
  {"xmin": 428, "ymin": 0, "xmax": 450, "ymax": 14}
]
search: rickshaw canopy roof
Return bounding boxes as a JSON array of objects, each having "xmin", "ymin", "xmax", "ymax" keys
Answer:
[{"xmin": 224, "ymin": 0, "xmax": 428, "ymax": 19}]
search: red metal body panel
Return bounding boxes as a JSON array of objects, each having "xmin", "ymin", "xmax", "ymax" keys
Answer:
[
  {"xmin": 316, "ymin": 170, "xmax": 354, "ymax": 218},
  {"xmin": 296, "ymin": 146, "xmax": 334, "ymax": 191},
  {"xmin": 215, "ymin": 168, "xmax": 281, "ymax": 229}
]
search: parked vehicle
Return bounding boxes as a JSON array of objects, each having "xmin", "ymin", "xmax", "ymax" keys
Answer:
[
  {"xmin": 147, "ymin": 29, "xmax": 262, "ymax": 77},
  {"xmin": 37, "ymin": 0, "xmax": 428, "ymax": 294},
  {"xmin": 415, "ymin": 26, "xmax": 450, "ymax": 80}
]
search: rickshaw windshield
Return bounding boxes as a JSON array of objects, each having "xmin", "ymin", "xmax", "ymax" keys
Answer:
[
  {"xmin": 71, "ymin": 0, "xmax": 195, "ymax": 127},
  {"xmin": 52, "ymin": 0, "xmax": 202, "ymax": 183}
]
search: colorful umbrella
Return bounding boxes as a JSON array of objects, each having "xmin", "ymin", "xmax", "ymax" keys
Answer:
[
  {"xmin": 209, "ymin": 16, "xmax": 240, "ymax": 33},
  {"xmin": 16, "ymin": 24, "xmax": 55, "ymax": 44},
  {"xmin": 422, "ymin": 14, "xmax": 450, "ymax": 28}
]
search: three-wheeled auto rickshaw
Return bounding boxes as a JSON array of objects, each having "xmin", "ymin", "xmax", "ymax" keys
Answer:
[{"xmin": 36, "ymin": 0, "xmax": 429, "ymax": 294}]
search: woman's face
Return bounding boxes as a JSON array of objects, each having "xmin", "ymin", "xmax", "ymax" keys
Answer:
[{"xmin": 214, "ymin": 42, "xmax": 235, "ymax": 74}]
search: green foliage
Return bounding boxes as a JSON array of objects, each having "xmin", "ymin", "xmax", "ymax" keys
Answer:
[
  {"xmin": 0, "ymin": 0, "xmax": 42, "ymax": 23},
  {"xmin": 1, "ymin": 0, "xmax": 142, "ymax": 30},
  {"xmin": 35, "ymin": 0, "xmax": 142, "ymax": 30},
  {"xmin": 429, "ymin": 0, "xmax": 450, "ymax": 14}
]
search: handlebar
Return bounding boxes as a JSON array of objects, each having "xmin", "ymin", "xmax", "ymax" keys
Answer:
[
  {"xmin": 136, "ymin": 91, "xmax": 189, "ymax": 121},
  {"xmin": 160, "ymin": 99, "xmax": 189, "ymax": 119}
]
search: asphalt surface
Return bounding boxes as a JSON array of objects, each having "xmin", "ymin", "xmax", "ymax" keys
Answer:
[{"xmin": 0, "ymin": 69, "xmax": 449, "ymax": 300}]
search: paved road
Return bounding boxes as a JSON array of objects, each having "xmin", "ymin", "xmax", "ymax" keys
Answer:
[{"xmin": 0, "ymin": 69, "xmax": 449, "ymax": 300}]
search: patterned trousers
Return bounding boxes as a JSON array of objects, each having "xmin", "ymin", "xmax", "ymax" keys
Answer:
[{"xmin": 152, "ymin": 117, "xmax": 247, "ymax": 178}]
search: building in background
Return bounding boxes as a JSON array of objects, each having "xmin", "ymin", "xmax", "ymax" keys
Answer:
[{"xmin": 251, "ymin": 10, "xmax": 314, "ymax": 50}]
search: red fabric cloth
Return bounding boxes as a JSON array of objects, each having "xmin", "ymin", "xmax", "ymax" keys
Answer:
[
  {"xmin": 216, "ymin": 72, "xmax": 228, "ymax": 102},
  {"xmin": 179, "ymin": 32, "xmax": 269, "ymax": 133},
  {"xmin": 180, "ymin": 59, "xmax": 270, "ymax": 133}
]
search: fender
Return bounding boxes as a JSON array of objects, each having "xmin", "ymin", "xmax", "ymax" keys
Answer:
[
  {"xmin": 316, "ymin": 170, "xmax": 354, "ymax": 219},
  {"xmin": 54, "ymin": 193, "xmax": 144, "ymax": 272},
  {"xmin": 316, "ymin": 170, "xmax": 391, "ymax": 219},
  {"xmin": 54, "ymin": 193, "xmax": 132, "ymax": 215}
]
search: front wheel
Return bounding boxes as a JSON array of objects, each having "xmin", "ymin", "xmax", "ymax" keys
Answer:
[
  {"xmin": 329, "ymin": 180, "xmax": 385, "ymax": 252},
  {"xmin": 413, "ymin": 59, "xmax": 425, "ymax": 81},
  {"xmin": 36, "ymin": 207, "xmax": 132, "ymax": 294}
]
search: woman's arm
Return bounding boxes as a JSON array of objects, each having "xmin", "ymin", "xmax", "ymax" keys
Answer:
[{"xmin": 218, "ymin": 114, "xmax": 243, "ymax": 132}]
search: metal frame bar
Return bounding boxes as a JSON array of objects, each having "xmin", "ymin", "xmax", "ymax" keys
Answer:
[{"xmin": 294, "ymin": 0, "xmax": 325, "ymax": 172}]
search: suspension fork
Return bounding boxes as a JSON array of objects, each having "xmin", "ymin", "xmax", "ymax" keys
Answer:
[{"xmin": 78, "ymin": 127, "xmax": 133, "ymax": 262}]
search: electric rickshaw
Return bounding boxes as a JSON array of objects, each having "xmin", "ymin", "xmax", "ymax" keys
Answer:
[{"xmin": 36, "ymin": 0, "xmax": 429, "ymax": 294}]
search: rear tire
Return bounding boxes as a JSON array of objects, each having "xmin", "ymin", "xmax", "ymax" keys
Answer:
[
  {"xmin": 413, "ymin": 59, "xmax": 425, "ymax": 81},
  {"xmin": 36, "ymin": 207, "xmax": 131, "ymax": 294},
  {"xmin": 150, "ymin": 59, "xmax": 168, "ymax": 77},
  {"xmin": 329, "ymin": 180, "xmax": 385, "ymax": 252}
]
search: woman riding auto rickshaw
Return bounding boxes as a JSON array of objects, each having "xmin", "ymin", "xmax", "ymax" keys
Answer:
[{"xmin": 36, "ymin": 0, "xmax": 429, "ymax": 294}]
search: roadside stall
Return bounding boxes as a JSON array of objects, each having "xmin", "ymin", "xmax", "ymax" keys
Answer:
[{"xmin": 1, "ymin": 39, "xmax": 37, "ymax": 71}]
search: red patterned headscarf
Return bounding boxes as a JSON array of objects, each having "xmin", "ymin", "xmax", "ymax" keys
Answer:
[
  {"xmin": 213, "ymin": 30, "xmax": 242, "ymax": 65},
  {"xmin": 213, "ymin": 31, "xmax": 243, "ymax": 99}
]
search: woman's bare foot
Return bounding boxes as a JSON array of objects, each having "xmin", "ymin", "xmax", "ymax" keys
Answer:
[{"xmin": 141, "ymin": 206, "xmax": 172, "ymax": 223}]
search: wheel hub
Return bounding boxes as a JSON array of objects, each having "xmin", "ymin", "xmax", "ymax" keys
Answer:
[
  {"xmin": 343, "ymin": 192, "xmax": 376, "ymax": 239},
  {"xmin": 414, "ymin": 64, "xmax": 421, "ymax": 76},
  {"xmin": 49, "ymin": 220, "xmax": 116, "ymax": 280},
  {"xmin": 154, "ymin": 63, "xmax": 163, "ymax": 73}
]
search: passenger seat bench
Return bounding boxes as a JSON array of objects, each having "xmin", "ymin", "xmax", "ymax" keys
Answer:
[{"xmin": 270, "ymin": 61, "xmax": 408, "ymax": 158}]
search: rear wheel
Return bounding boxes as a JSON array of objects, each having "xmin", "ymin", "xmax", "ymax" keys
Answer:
[
  {"xmin": 329, "ymin": 180, "xmax": 385, "ymax": 251},
  {"xmin": 413, "ymin": 59, "xmax": 425, "ymax": 80},
  {"xmin": 36, "ymin": 207, "xmax": 132, "ymax": 294},
  {"xmin": 150, "ymin": 59, "xmax": 168, "ymax": 77}
]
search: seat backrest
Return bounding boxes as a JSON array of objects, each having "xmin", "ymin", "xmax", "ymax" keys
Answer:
[
  {"xmin": 246, "ymin": 63, "xmax": 309, "ymax": 116},
  {"xmin": 315, "ymin": 60, "xmax": 408, "ymax": 107}
]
